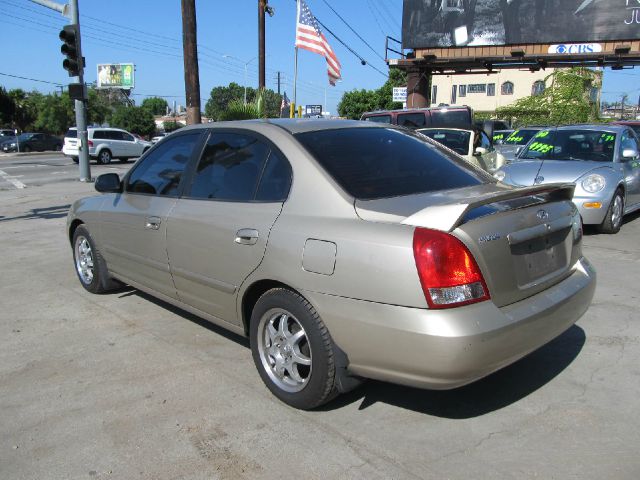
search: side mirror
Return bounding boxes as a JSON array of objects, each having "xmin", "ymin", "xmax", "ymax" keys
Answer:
[
  {"xmin": 474, "ymin": 146, "xmax": 487, "ymax": 156},
  {"xmin": 95, "ymin": 173, "xmax": 122, "ymax": 193},
  {"xmin": 622, "ymin": 148, "xmax": 639, "ymax": 160}
]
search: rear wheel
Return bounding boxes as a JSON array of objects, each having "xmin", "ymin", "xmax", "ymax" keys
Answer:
[
  {"xmin": 22, "ymin": 145, "xmax": 31, "ymax": 153},
  {"xmin": 72, "ymin": 157, "xmax": 79, "ymax": 164},
  {"xmin": 598, "ymin": 189, "xmax": 624, "ymax": 234},
  {"xmin": 72, "ymin": 225, "xmax": 119, "ymax": 294},
  {"xmin": 250, "ymin": 289, "xmax": 338, "ymax": 410},
  {"xmin": 98, "ymin": 149, "xmax": 112, "ymax": 164}
]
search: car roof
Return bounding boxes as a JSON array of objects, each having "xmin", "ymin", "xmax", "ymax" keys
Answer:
[
  {"xmin": 541, "ymin": 124, "xmax": 628, "ymax": 132},
  {"xmin": 361, "ymin": 106, "xmax": 471, "ymax": 115},
  {"xmin": 179, "ymin": 118, "xmax": 387, "ymax": 135}
]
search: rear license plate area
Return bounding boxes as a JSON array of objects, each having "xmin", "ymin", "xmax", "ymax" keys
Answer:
[{"xmin": 511, "ymin": 229, "xmax": 570, "ymax": 287}]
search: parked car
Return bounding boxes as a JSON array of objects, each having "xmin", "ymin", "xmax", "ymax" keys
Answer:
[
  {"xmin": 494, "ymin": 124, "xmax": 640, "ymax": 233},
  {"xmin": 495, "ymin": 126, "xmax": 546, "ymax": 162},
  {"xmin": 1, "ymin": 132, "xmax": 62, "ymax": 153},
  {"xmin": 151, "ymin": 133, "xmax": 167, "ymax": 144},
  {"xmin": 417, "ymin": 126, "xmax": 506, "ymax": 172},
  {"xmin": 63, "ymin": 127, "xmax": 152, "ymax": 164},
  {"xmin": 67, "ymin": 119, "xmax": 595, "ymax": 409},
  {"xmin": 0, "ymin": 128, "xmax": 16, "ymax": 137},
  {"xmin": 613, "ymin": 120, "xmax": 640, "ymax": 138},
  {"xmin": 361, "ymin": 105, "xmax": 473, "ymax": 129},
  {"xmin": 493, "ymin": 129, "xmax": 515, "ymax": 145}
]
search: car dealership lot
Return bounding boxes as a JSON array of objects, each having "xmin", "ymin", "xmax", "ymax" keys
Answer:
[{"xmin": 1, "ymin": 156, "xmax": 639, "ymax": 479}]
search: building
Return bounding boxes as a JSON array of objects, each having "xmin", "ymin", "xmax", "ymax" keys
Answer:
[{"xmin": 429, "ymin": 69, "xmax": 555, "ymax": 113}]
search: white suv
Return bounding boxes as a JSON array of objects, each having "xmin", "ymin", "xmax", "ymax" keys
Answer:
[{"xmin": 63, "ymin": 127, "xmax": 152, "ymax": 164}]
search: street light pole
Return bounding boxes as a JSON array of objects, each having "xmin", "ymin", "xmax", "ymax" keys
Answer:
[{"xmin": 223, "ymin": 54, "xmax": 256, "ymax": 105}]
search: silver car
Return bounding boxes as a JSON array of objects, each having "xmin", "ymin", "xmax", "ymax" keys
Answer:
[
  {"xmin": 494, "ymin": 125, "xmax": 640, "ymax": 234},
  {"xmin": 67, "ymin": 120, "xmax": 596, "ymax": 409},
  {"xmin": 495, "ymin": 126, "xmax": 546, "ymax": 163}
]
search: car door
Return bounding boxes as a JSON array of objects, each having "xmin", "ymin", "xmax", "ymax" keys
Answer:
[
  {"xmin": 619, "ymin": 129, "xmax": 640, "ymax": 207},
  {"xmin": 119, "ymin": 131, "xmax": 141, "ymax": 158},
  {"xmin": 98, "ymin": 131, "xmax": 203, "ymax": 298},
  {"xmin": 166, "ymin": 130, "xmax": 292, "ymax": 325}
]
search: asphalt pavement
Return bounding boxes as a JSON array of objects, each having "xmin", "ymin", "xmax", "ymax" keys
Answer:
[{"xmin": 1, "ymin": 154, "xmax": 639, "ymax": 479}]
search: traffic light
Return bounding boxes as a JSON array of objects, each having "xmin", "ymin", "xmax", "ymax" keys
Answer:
[{"xmin": 59, "ymin": 24, "xmax": 81, "ymax": 77}]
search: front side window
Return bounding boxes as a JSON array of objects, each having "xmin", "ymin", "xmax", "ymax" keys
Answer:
[
  {"xmin": 501, "ymin": 81, "xmax": 514, "ymax": 95},
  {"xmin": 122, "ymin": 132, "xmax": 134, "ymax": 142},
  {"xmin": 363, "ymin": 115, "xmax": 391, "ymax": 124},
  {"xmin": 295, "ymin": 127, "xmax": 490, "ymax": 200},
  {"xmin": 619, "ymin": 130, "xmax": 640, "ymax": 156},
  {"xmin": 125, "ymin": 133, "xmax": 199, "ymax": 196},
  {"xmin": 189, "ymin": 132, "xmax": 270, "ymax": 201},
  {"xmin": 419, "ymin": 129, "xmax": 471, "ymax": 156}
]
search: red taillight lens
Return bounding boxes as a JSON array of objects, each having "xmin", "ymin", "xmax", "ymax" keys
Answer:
[
  {"xmin": 413, "ymin": 227, "xmax": 490, "ymax": 309},
  {"xmin": 87, "ymin": 140, "xmax": 94, "ymax": 147}
]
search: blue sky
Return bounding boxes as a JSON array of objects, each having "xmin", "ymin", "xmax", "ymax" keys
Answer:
[{"xmin": 1, "ymin": 0, "xmax": 639, "ymax": 114}]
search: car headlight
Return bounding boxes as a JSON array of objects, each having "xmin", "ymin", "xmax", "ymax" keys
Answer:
[
  {"xmin": 494, "ymin": 170, "xmax": 506, "ymax": 181},
  {"xmin": 581, "ymin": 174, "xmax": 605, "ymax": 193}
]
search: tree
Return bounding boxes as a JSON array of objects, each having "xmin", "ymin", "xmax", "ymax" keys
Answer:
[
  {"xmin": 495, "ymin": 68, "xmax": 601, "ymax": 126},
  {"xmin": 163, "ymin": 120, "xmax": 183, "ymax": 132},
  {"xmin": 8, "ymin": 89, "xmax": 38, "ymax": 131},
  {"xmin": 33, "ymin": 93, "xmax": 74, "ymax": 134},
  {"xmin": 141, "ymin": 97, "xmax": 169, "ymax": 116},
  {"xmin": 110, "ymin": 106, "xmax": 156, "ymax": 137},
  {"xmin": 204, "ymin": 82, "xmax": 282, "ymax": 120},
  {"xmin": 0, "ymin": 87, "xmax": 16, "ymax": 126},
  {"xmin": 337, "ymin": 69, "xmax": 406, "ymax": 119},
  {"xmin": 219, "ymin": 90, "xmax": 265, "ymax": 121}
]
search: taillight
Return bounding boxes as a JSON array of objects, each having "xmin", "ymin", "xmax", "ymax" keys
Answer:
[
  {"xmin": 413, "ymin": 228, "xmax": 490, "ymax": 309},
  {"xmin": 88, "ymin": 140, "xmax": 93, "ymax": 147}
]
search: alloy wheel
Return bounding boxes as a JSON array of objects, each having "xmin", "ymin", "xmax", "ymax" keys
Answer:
[
  {"xmin": 257, "ymin": 309, "xmax": 312, "ymax": 393},
  {"xmin": 75, "ymin": 236, "xmax": 94, "ymax": 284},
  {"xmin": 611, "ymin": 194, "xmax": 623, "ymax": 229}
]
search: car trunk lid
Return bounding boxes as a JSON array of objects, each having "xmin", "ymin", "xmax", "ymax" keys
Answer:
[{"xmin": 355, "ymin": 183, "xmax": 582, "ymax": 307}]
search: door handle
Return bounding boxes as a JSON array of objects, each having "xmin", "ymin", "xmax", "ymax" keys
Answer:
[
  {"xmin": 145, "ymin": 216, "xmax": 161, "ymax": 230},
  {"xmin": 235, "ymin": 228, "xmax": 259, "ymax": 245}
]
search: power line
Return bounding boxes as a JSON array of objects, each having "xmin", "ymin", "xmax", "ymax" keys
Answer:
[
  {"xmin": 375, "ymin": 0, "xmax": 401, "ymax": 31},
  {"xmin": 366, "ymin": 0, "xmax": 387, "ymax": 37},
  {"xmin": 0, "ymin": 71, "xmax": 63, "ymax": 86},
  {"xmin": 320, "ymin": 0, "xmax": 386, "ymax": 63}
]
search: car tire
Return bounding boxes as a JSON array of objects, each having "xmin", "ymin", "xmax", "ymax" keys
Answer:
[
  {"xmin": 72, "ymin": 157, "xmax": 79, "ymax": 164},
  {"xmin": 23, "ymin": 146, "xmax": 31, "ymax": 153},
  {"xmin": 119, "ymin": 158, "xmax": 129, "ymax": 163},
  {"xmin": 98, "ymin": 149, "xmax": 112, "ymax": 164},
  {"xmin": 55, "ymin": 144, "xmax": 62, "ymax": 151},
  {"xmin": 72, "ymin": 225, "xmax": 120, "ymax": 294},
  {"xmin": 598, "ymin": 189, "xmax": 624, "ymax": 234},
  {"xmin": 250, "ymin": 288, "xmax": 338, "ymax": 410}
]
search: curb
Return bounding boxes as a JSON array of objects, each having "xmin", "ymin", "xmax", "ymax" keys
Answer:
[{"xmin": 0, "ymin": 151, "xmax": 65, "ymax": 158}]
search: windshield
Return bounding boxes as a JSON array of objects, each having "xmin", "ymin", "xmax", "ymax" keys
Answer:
[
  {"xmin": 503, "ymin": 129, "xmax": 539, "ymax": 145},
  {"xmin": 629, "ymin": 125, "xmax": 640, "ymax": 138},
  {"xmin": 520, "ymin": 129, "xmax": 617, "ymax": 162},
  {"xmin": 295, "ymin": 127, "xmax": 491, "ymax": 200},
  {"xmin": 419, "ymin": 129, "xmax": 471, "ymax": 155}
]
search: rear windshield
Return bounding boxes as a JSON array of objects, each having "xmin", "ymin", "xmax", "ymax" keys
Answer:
[
  {"xmin": 363, "ymin": 115, "xmax": 391, "ymax": 124},
  {"xmin": 430, "ymin": 110, "xmax": 471, "ymax": 127},
  {"xmin": 295, "ymin": 127, "xmax": 490, "ymax": 200},
  {"xmin": 65, "ymin": 129, "xmax": 77, "ymax": 138}
]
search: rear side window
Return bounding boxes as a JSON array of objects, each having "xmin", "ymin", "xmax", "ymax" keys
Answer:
[
  {"xmin": 92, "ymin": 130, "xmax": 108, "ymax": 140},
  {"xmin": 363, "ymin": 115, "xmax": 391, "ymax": 124},
  {"xmin": 125, "ymin": 133, "xmax": 199, "ymax": 196},
  {"xmin": 255, "ymin": 151, "xmax": 292, "ymax": 202},
  {"xmin": 430, "ymin": 109, "xmax": 471, "ymax": 126},
  {"xmin": 397, "ymin": 113, "xmax": 426, "ymax": 128},
  {"xmin": 189, "ymin": 133, "xmax": 270, "ymax": 201},
  {"xmin": 295, "ymin": 127, "xmax": 489, "ymax": 200}
]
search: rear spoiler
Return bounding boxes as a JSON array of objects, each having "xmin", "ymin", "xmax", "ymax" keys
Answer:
[{"xmin": 402, "ymin": 183, "xmax": 575, "ymax": 232}]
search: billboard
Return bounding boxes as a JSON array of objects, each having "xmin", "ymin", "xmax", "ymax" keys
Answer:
[
  {"xmin": 403, "ymin": 0, "xmax": 640, "ymax": 49},
  {"xmin": 97, "ymin": 63, "xmax": 135, "ymax": 89}
]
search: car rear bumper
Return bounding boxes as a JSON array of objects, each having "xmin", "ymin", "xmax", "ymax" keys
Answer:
[{"xmin": 303, "ymin": 256, "xmax": 596, "ymax": 390}]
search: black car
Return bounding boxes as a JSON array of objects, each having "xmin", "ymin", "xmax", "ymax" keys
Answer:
[{"xmin": 1, "ymin": 133, "xmax": 63, "ymax": 153}]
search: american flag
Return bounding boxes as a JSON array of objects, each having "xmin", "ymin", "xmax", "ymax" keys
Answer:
[{"xmin": 295, "ymin": 0, "xmax": 342, "ymax": 86}]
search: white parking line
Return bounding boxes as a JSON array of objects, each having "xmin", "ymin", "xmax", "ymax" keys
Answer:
[{"xmin": 0, "ymin": 169, "xmax": 27, "ymax": 189}]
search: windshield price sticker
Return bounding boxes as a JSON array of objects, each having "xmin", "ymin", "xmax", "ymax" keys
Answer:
[
  {"xmin": 535, "ymin": 131, "xmax": 550, "ymax": 139},
  {"xmin": 600, "ymin": 133, "xmax": 615, "ymax": 142},
  {"xmin": 528, "ymin": 142, "xmax": 554, "ymax": 153}
]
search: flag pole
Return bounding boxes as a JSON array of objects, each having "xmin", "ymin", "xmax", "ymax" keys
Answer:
[
  {"xmin": 292, "ymin": 46, "xmax": 298, "ymax": 118},
  {"xmin": 291, "ymin": 0, "xmax": 299, "ymax": 118}
]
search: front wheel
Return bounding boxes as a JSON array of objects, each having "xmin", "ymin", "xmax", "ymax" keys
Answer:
[
  {"xmin": 598, "ymin": 190, "xmax": 624, "ymax": 234},
  {"xmin": 72, "ymin": 156, "xmax": 79, "ymax": 164},
  {"xmin": 98, "ymin": 149, "xmax": 112, "ymax": 164},
  {"xmin": 72, "ymin": 225, "xmax": 119, "ymax": 294},
  {"xmin": 250, "ymin": 289, "xmax": 338, "ymax": 410}
]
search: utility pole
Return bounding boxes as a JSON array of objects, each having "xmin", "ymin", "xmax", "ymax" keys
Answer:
[
  {"xmin": 181, "ymin": 0, "xmax": 201, "ymax": 125},
  {"xmin": 621, "ymin": 94, "xmax": 627, "ymax": 120},
  {"xmin": 258, "ymin": 0, "xmax": 266, "ymax": 90},
  {"xmin": 276, "ymin": 71, "xmax": 281, "ymax": 95}
]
